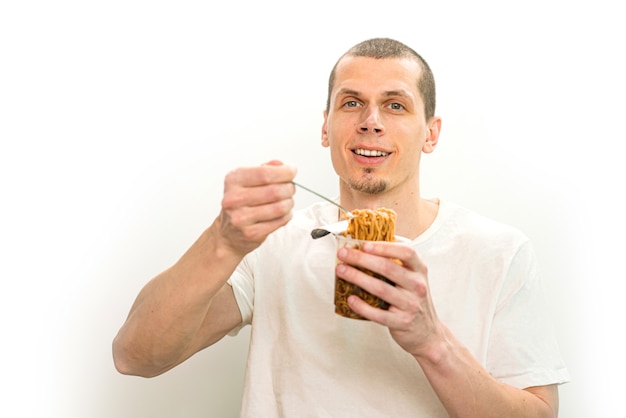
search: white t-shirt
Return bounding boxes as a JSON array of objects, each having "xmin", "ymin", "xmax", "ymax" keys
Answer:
[{"xmin": 228, "ymin": 200, "xmax": 570, "ymax": 417}]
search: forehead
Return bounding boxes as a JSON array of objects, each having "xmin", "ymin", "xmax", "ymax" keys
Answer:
[{"xmin": 332, "ymin": 56, "xmax": 422, "ymax": 100}]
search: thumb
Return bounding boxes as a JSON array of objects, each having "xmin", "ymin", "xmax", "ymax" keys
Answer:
[{"xmin": 263, "ymin": 160, "xmax": 284, "ymax": 166}]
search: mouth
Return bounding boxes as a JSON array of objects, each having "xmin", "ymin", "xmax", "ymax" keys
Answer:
[{"xmin": 352, "ymin": 148, "xmax": 390, "ymax": 157}]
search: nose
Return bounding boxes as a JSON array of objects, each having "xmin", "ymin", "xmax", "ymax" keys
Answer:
[{"xmin": 358, "ymin": 106, "xmax": 384, "ymax": 135}]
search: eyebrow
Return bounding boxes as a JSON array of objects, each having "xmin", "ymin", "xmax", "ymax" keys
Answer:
[
  {"xmin": 382, "ymin": 90, "xmax": 414, "ymax": 100},
  {"xmin": 335, "ymin": 88, "xmax": 360, "ymax": 97},
  {"xmin": 335, "ymin": 88, "xmax": 414, "ymax": 100}
]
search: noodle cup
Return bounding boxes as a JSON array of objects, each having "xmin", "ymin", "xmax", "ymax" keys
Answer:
[{"xmin": 334, "ymin": 235, "xmax": 409, "ymax": 320}]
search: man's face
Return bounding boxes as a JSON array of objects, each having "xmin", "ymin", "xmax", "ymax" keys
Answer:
[{"xmin": 322, "ymin": 56, "xmax": 438, "ymax": 195}]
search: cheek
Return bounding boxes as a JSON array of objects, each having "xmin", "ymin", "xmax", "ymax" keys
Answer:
[
  {"xmin": 395, "ymin": 135, "xmax": 424, "ymax": 164},
  {"xmin": 328, "ymin": 143, "xmax": 350, "ymax": 175},
  {"xmin": 329, "ymin": 142, "xmax": 343, "ymax": 162}
]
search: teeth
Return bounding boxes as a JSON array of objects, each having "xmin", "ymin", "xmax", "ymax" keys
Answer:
[{"xmin": 354, "ymin": 148, "xmax": 389, "ymax": 157}]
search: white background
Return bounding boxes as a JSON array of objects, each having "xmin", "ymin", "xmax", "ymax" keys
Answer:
[{"xmin": 1, "ymin": 1, "xmax": 623, "ymax": 417}]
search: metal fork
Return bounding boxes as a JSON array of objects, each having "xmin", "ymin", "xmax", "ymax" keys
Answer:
[{"xmin": 292, "ymin": 181, "xmax": 354, "ymax": 219}]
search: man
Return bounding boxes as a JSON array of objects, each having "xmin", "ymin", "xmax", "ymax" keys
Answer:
[{"xmin": 113, "ymin": 38, "xmax": 569, "ymax": 417}]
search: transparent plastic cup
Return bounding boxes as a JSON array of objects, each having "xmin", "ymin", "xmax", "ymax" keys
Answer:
[{"xmin": 334, "ymin": 235, "xmax": 407, "ymax": 320}]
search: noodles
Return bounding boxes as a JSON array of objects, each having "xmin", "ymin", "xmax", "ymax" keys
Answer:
[
  {"xmin": 342, "ymin": 208, "xmax": 397, "ymax": 242},
  {"xmin": 335, "ymin": 208, "xmax": 398, "ymax": 319}
]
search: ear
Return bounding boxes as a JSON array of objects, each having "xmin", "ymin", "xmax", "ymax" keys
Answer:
[
  {"xmin": 422, "ymin": 116, "xmax": 442, "ymax": 154},
  {"xmin": 321, "ymin": 110, "xmax": 330, "ymax": 148}
]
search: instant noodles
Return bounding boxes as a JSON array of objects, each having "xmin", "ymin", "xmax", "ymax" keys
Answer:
[{"xmin": 334, "ymin": 208, "xmax": 398, "ymax": 319}]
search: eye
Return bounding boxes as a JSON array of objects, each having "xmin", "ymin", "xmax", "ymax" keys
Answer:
[
  {"xmin": 387, "ymin": 102, "xmax": 405, "ymax": 111},
  {"xmin": 343, "ymin": 100, "xmax": 360, "ymax": 108}
]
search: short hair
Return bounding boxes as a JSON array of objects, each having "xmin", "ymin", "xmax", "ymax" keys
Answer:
[{"xmin": 326, "ymin": 38, "xmax": 436, "ymax": 120}]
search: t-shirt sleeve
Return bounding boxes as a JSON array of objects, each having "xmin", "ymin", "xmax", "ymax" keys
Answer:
[
  {"xmin": 486, "ymin": 240, "xmax": 570, "ymax": 388},
  {"xmin": 226, "ymin": 253, "xmax": 255, "ymax": 336}
]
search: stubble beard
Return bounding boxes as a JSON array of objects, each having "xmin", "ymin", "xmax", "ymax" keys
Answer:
[{"xmin": 348, "ymin": 168, "xmax": 388, "ymax": 195}]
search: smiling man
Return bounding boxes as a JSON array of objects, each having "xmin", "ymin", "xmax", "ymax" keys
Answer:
[
  {"xmin": 113, "ymin": 38, "xmax": 569, "ymax": 417},
  {"xmin": 323, "ymin": 51, "xmax": 440, "ymax": 237}
]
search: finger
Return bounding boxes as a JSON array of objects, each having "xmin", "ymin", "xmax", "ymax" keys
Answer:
[
  {"xmin": 346, "ymin": 294, "xmax": 391, "ymax": 323},
  {"xmin": 226, "ymin": 163, "xmax": 297, "ymax": 188},
  {"xmin": 339, "ymin": 265, "xmax": 426, "ymax": 330},
  {"xmin": 360, "ymin": 241, "xmax": 427, "ymax": 278},
  {"xmin": 262, "ymin": 159, "xmax": 285, "ymax": 167},
  {"xmin": 335, "ymin": 261, "xmax": 402, "ymax": 309},
  {"xmin": 232, "ymin": 209, "xmax": 294, "ymax": 242},
  {"xmin": 360, "ymin": 241, "xmax": 413, "ymax": 263},
  {"xmin": 228, "ymin": 197, "xmax": 295, "ymax": 228},
  {"xmin": 336, "ymin": 244, "xmax": 414, "ymax": 289},
  {"xmin": 222, "ymin": 181, "xmax": 296, "ymax": 210}
]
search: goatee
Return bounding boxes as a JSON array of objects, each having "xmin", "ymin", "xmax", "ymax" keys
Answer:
[{"xmin": 348, "ymin": 169, "xmax": 388, "ymax": 195}]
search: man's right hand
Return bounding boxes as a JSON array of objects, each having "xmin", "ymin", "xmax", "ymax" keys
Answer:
[{"xmin": 216, "ymin": 160, "xmax": 297, "ymax": 256}]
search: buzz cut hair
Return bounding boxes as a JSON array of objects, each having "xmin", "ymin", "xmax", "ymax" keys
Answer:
[{"xmin": 326, "ymin": 38, "xmax": 436, "ymax": 120}]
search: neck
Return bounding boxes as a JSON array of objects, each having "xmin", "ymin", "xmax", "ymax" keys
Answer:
[{"xmin": 339, "ymin": 182, "xmax": 438, "ymax": 240}]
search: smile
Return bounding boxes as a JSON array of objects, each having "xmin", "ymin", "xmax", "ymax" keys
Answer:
[{"xmin": 353, "ymin": 148, "xmax": 389, "ymax": 157}]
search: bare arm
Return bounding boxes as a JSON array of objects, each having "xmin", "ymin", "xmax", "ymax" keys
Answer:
[
  {"xmin": 413, "ymin": 325, "xmax": 558, "ymax": 417},
  {"xmin": 336, "ymin": 241, "xmax": 559, "ymax": 417},
  {"xmin": 112, "ymin": 161, "xmax": 296, "ymax": 377}
]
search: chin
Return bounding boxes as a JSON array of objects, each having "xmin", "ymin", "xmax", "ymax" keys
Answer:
[{"xmin": 349, "ymin": 177, "xmax": 388, "ymax": 195}]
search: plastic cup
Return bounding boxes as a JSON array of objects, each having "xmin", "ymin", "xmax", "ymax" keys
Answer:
[{"xmin": 334, "ymin": 235, "xmax": 397, "ymax": 320}]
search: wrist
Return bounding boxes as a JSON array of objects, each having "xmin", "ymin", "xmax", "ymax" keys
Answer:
[{"xmin": 411, "ymin": 324, "xmax": 456, "ymax": 367}]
